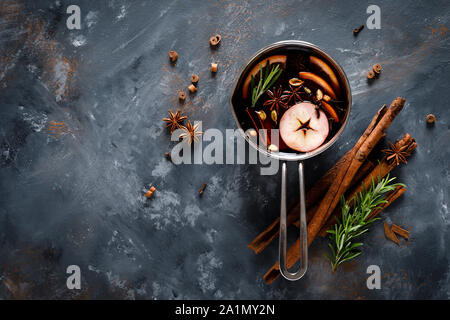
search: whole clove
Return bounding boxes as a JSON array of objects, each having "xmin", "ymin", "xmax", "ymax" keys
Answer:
[
  {"xmin": 353, "ymin": 25, "xmax": 364, "ymax": 36},
  {"xmin": 165, "ymin": 152, "xmax": 171, "ymax": 161},
  {"xmin": 199, "ymin": 183, "xmax": 207, "ymax": 195}
]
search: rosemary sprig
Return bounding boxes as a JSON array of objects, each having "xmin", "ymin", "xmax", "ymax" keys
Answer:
[
  {"xmin": 250, "ymin": 62, "xmax": 283, "ymax": 107},
  {"xmin": 325, "ymin": 175, "xmax": 405, "ymax": 273}
]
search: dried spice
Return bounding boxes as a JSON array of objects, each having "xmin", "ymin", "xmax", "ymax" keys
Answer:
[
  {"xmin": 169, "ymin": 50, "xmax": 178, "ymax": 63},
  {"xmin": 384, "ymin": 222, "xmax": 400, "ymax": 245},
  {"xmin": 209, "ymin": 34, "xmax": 221, "ymax": 47},
  {"xmin": 367, "ymin": 70, "xmax": 375, "ymax": 79},
  {"xmin": 270, "ymin": 109, "xmax": 278, "ymax": 124},
  {"xmin": 256, "ymin": 110, "xmax": 266, "ymax": 121},
  {"xmin": 165, "ymin": 152, "xmax": 171, "ymax": 161},
  {"xmin": 188, "ymin": 84, "xmax": 198, "ymax": 93},
  {"xmin": 283, "ymin": 85, "xmax": 303, "ymax": 105},
  {"xmin": 353, "ymin": 25, "xmax": 364, "ymax": 35},
  {"xmin": 263, "ymin": 87, "xmax": 288, "ymax": 113},
  {"xmin": 179, "ymin": 121, "xmax": 203, "ymax": 145},
  {"xmin": 191, "ymin": 74, "xmax": 199, "ymax": 84},
  {"xmin": 314, "ymin": 106, "xmax": 321, "ymax": 119},
  {"xmin": 145, "ymin": 186, "xmax": 156, "ymax": 199},
  {"xmin": 372, "ymin": 63, "xmax": 382, "ymax": 74},
  {"xmin": 211, "ymin": 62, "xmax": 218, "ymax": 73},
  {"xmin": 426, "ymin": 113, "xmax": 436, "ymax": 124},
  {"xmin": 316, "ymin": 89, "xmax": 323, "ymax": 101},
  {"xmin": 391, "ymin": 224, "xmax": 409, "ymax": 240},
  {"xmin": 288, "ymin": 78, "xmax": 304, "ymax": 87},
  {"xmin": 199, "ymin": 183, "xmax": 207, "ymax": 195},
  {"xmin": 382, "ymin": 141, "xmax": 410, "ymax": 166},
  {"xmin": 268, "ymin": 144, "xmax": 278, "ymax": 152},
  {"xmin": 178, "ymin": 92, "xmax": 186, "ymax": 102},
  {"xmin": 248, "ymin": 129, "xmax": 258, "ymax": 137},
  {"xmin": 163, "ymin": 109, "xmax": 187, "ymax": 133}
]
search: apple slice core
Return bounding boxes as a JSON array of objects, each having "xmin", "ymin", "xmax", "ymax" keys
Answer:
[{"xmin": 279, "ymin": 102, "xmax": 329, "ymax": 152}]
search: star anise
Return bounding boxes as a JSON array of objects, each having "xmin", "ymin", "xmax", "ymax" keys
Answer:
[
  {"xmin": 163, "ymin": 109, "xmax": 187, "ymax": 133},
  {"xmin": 179, "ymin": 121, "xmax": 203, "ymax": 145},
  {"xmin": 263, "ymin": 87, "xmax": 288, "ymax": 113},
  {"xmin": 382, "ymin": 141, "xmax": 409, "ymax": 166},
  {"xmin": 283, "ymin": 85, "xmax": 304, "ymax": 105}
]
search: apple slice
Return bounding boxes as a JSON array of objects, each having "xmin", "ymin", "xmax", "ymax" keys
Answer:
[
  {"xmin": 242, "ymin": 55, "xmax": 287, "ymax": 99},
  {"xmin": 310, "ymin": 56, "xmax": 341, "ymax": 95},
  {"xmin": 279, "ymin": 102, "xmax": 329, "ymax": 152},
  {"xmin": 298, "ymin": 72, "xmax": 337, "ymax": 100}
]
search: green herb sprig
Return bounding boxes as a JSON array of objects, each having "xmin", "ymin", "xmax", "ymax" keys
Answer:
[
  {"xmin": 250, "ymin": 62, "xmax": 283, "ymax": 107},
  {"xmin": 325, "ymin": 175, "xmax": 405, "ymax": 273}
]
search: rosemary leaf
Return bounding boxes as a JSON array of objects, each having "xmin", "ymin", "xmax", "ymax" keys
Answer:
[
  {"xmin": 325, "ymin": 175, "xmax": 405, "ymax": 273},
  {"xmin": 250, "ymin": 63, "xmax": 283, "ymax": 107}
]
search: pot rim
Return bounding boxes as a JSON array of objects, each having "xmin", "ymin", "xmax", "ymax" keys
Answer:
[{"xmin": 229, "ymin": 40, "xmax": 352, "ymax": 161}]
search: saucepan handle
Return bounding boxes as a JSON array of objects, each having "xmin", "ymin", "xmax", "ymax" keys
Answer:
[{"xmin": 279, "ymin": 161, "xmax": 308, "ymax": 281}]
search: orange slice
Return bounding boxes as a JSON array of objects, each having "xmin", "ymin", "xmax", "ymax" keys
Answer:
[
  {"xmin": 321, "ymin": 101, "xmax": 339, "ymax": 122},
  {"xmin": 309, "ymin": 56, "xmax": 341, "ymax": 95},
  {"xmin": 298, "ymin": 72, "xmax": 337, "ymax": 100},
  {"xmin": 242, "ymin": 55, "xmax": 287, "ymax": 99}
]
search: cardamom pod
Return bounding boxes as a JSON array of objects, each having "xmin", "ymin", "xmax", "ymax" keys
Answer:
[
  {"xmin": 256, "ymin": 110, "xmax": 266, "ymax": 121},
  {"xmin": 271, "ymin": 110, "xmax": 277, "ymax": 124}
]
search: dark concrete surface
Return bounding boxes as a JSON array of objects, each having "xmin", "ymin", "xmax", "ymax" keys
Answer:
[{"xmin": 0, "ymin": 0, "xmax": 449, "ymax": 299}]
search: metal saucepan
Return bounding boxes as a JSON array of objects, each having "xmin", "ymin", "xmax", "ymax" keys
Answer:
[{"xmin": 230, "ymin": 40, "xmax": 352, "ymax": 281}]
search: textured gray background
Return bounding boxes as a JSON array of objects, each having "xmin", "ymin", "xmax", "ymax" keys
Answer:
[{"xmin": 0, "ymin": 0, "xmax": 449, "ymax": 299}]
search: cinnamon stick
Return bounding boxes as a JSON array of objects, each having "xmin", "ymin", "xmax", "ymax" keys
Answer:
[
  {"xmin": 263, "ymin": 98, "xmax": 405, "ymax": 285},
  {"xmin": 352, "ymin": 159, "xmax": 377, "ymax": 187},
  {"xmin": 384, "ymin": 222, "xmax": 400, "ymax": 245},
  {"xmin": 309, "ymin": 98, "xmax": 405, "ymax": 243},
  {"xmin": 247, "ymin": 153, "xmax": 351, "ymax": 254},
  {"xmin": 391, "ymin": 224, "xmax": 409, "ymax": 240},
  {"xmin": 248, "ymin": 110, "xmax": 385, "ymax": 255},
  {"xmin": 264, "ymin": 185, "xmax": 405, "ymax": 285},
  {"xmin": 292, "ymin": 158, "xmax": 376, "ymax": 230},
  {"xmin": 248, "ymin": 203, "xmax": 316, "ymax": 254},
  {"xmin": 318, "ymin": 133, "xmax": 417, "ymax": 237}
]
